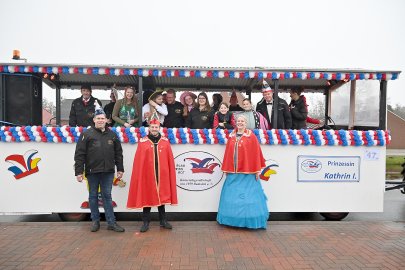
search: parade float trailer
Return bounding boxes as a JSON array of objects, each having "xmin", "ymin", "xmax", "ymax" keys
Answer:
[{"xmin": 0, "ymin": 63, "xmax": 401, "ymax": 221}]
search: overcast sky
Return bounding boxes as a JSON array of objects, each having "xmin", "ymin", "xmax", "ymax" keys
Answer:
[{"xmin": 0, "ymin": 0, "xmax": 404, "ymax": 105}]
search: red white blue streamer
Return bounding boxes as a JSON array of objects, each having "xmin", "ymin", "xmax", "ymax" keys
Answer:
[
  {"xmin": 0, "ymin": 64, "xmax": 399, "ymax": 81},
  {"xmin": 0, "ymin": 126, "xmax": 391, "ymax": 147}
]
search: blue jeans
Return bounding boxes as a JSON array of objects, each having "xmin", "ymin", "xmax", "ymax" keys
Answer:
[{"xmin": 87, "ymin": 172, "xmax": 116, "ymax": 225}]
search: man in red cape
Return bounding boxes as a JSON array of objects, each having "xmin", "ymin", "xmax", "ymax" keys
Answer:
[{"xmin": 127, "ymin": 116, "xmax": 178, "ymax": 232}]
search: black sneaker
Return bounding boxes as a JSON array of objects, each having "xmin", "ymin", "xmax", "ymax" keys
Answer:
[
  {"xmin": 107, "ymin": 223, "xmax": 125, "ymax": 232},
  {"xmin": 91, "ymin": 221, "xmax": 100, "ymax": 232},
  {"xmin": 160, "ymin": 220, "xmax": 173, "ymax": 229}
]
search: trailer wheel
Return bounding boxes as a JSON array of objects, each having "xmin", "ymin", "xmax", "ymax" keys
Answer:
[
  {"xmin": 319, "ymin": 212, "xmax": 349, "ymax": 221},
  {"xmin": 58, "ymin": 213, "xmax": 89, "ymax": 222}
]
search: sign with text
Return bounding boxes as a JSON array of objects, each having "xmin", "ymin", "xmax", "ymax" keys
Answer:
[
  {"xmin": 297, "ymin": 155, "xmax": 360, "ymax": 182},
  {"xmin": 175, "ymin": 151, "xmax": 224, "ymax": 191}
]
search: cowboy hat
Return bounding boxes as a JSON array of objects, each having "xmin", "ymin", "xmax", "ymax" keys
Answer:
[
  {"xmin": 180, "ymin": 91, "xmax": 197, "ymax": 105},
  {"xmin": 148, "ymin": 90, "xmax": 165, "ymax": 101}
]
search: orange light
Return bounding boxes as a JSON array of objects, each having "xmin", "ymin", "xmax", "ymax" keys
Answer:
[{"xmin": 12, "ymin": 50, "xmax": 21, "ymax": 60}]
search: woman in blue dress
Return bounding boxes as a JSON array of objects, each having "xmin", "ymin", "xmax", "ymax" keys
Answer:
[{"xmin": 217, "ymin": 115, "xmax": 269, "ymax": 229}]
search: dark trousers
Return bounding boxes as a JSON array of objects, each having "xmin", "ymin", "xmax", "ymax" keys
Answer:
[{"xmin": 142, "ymin": 205, "xmax": 166, "ymax": 223}]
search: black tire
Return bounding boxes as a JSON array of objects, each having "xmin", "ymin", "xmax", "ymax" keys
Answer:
[
  {"xmin": 319, "ymin": 212, "xmax": 349, "ymax": 221},
  {"xmin": 58, "ymin": 213, "xmax": 89, "ymax": 222}
]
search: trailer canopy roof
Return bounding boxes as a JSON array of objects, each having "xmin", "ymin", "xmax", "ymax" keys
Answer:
[{"xmin": 0, "ymin": 63, "xmax": 401, "ymax": 92}]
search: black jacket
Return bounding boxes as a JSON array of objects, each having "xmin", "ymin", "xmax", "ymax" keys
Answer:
[
  {"xmin": 74, "ymin": 127, "xmax": 124, "ymax": 176},
  {"xmin": 163, "ymin": 101, "xmax": 184, "ymax": 128},
  {"xmin": 229, "ymin": 104, "xmax": 244, "ymax": 112},
  {"xmin": 104, "ymin": 101, "xmax": 116, "ymax": 127},
  {"xmin": 213, "ymin": 111, "xmax": 235, "ymax": 129},
  {"xmin": 256, "ymin": 97, "xmax": 292, "ymax": 129},
  {"xmin": 185, "ymin": 108, "xmax": 214, "ymax": 129},
  {"xmin": 69, "ymin": 96, "xmax": 102, "ymax": 127},
  {"xmin": 289, "ymin": 96, "xmax": 308, "ymax": 129}
]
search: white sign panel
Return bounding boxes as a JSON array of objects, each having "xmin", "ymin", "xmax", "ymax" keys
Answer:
[
  {"xmin": 297, "ymin": 155, "xmax": 360, "ymax": 182},
  {"xmin": 175, "ymin": 151, "xmax": 224, "ymax": 191}
]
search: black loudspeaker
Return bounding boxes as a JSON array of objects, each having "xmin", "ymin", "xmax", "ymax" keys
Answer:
[{"xmin": 0, "ymin": 74, "xmax": 42, "ymax": 126}]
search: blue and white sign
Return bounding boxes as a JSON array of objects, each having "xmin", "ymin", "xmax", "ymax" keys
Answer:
[{"xmin": 297, "ymin": 155, "xmax": 360, "ymax": 182}]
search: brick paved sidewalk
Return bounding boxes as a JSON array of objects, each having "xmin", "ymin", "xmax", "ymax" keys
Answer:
[{"xmin": 0, "ymin": 221, "xmax": 404, "ymax": 270}]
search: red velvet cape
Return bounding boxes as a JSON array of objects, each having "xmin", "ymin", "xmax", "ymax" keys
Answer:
[
  {"xmin": 127, "ymin": 136, "xmax": 178, "ymax": 209},
  {"xmin": 222, "ymin": 129, "xmax": 266, "ymax": 174}
]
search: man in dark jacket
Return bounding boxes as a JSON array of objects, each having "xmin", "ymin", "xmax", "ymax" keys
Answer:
[
  {"xmin": 74, "ymin": 108, "xmax": 125, "ymax": 232},
  {"xmin": 289, "ymin": 87, "xmax": 308, "ymax": 129},
  {"xmin": 163, "ymin": 89, "xmax": 184, "ymax": 128},
  {"xmin": 256, "ymin": 82, "xmax": 292, "ymax": 129},
  {"xmin": 69, "ymin": 85, "xmax": 102, "ymax": 127}
]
